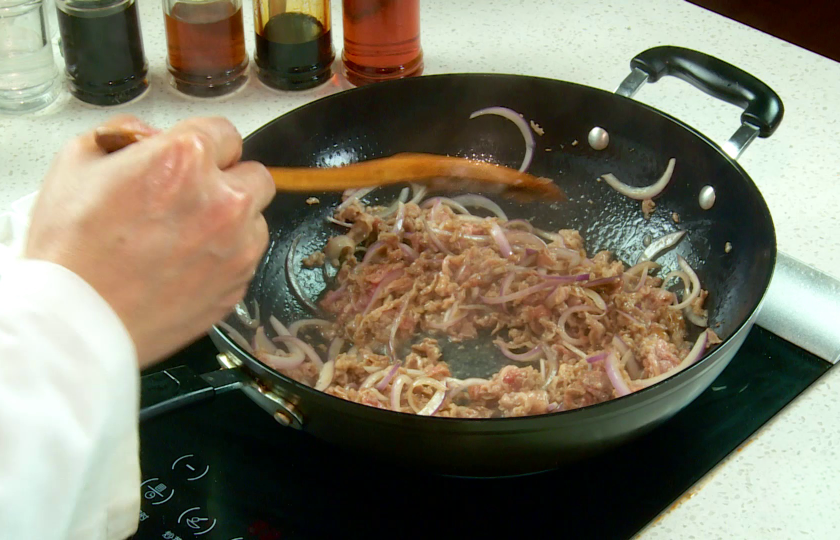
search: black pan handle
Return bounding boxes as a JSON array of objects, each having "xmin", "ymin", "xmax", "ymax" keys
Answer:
[
  {"xmin": 140, "ymin": 365, "xmax": 245, "ymax": 422},
  {"xmin": 617, "ymin": 46, "xmax": 784, "ymax": 158}
]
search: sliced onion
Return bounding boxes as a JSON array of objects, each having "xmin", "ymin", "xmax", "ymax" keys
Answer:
[
  {"xmin": 408, "ymin": 183, "xmax": 428, "ymax": 205},
  {"xmin": 546, "ymin": 402, "xmax": 563, "ymax": 413},
  {"xmin": 451, "ymin": 195, "xmax": 508, "ymax": 221},
  {"xmin": 426, "ymin": 312, "xmax": 467, "ymax": 330},
  {"xmin": 418, "ymin": 390, "xmax": 446, "ymax": 416},
  {"xmin": 336, "ymin": 187, "xmax": 374, "ymax": 212},
  {"xmin": 234, "ymin": 300, "xmax": 260, "ymax": 329},
  {"xmin": 542, "ymin": 273, "xmax": 590, "ymax": 283},
  {"xmin": 398, "ymin": 243, "xmax": 419, "ymax": 262},
  {"xmin": 421, "ymin": 214, "xmax": 452, "ymax": 255},
  {"xmin": 446, "ymin": 378, "xmax": 489, "ymax": 401},
  {"xmin": 286, "ymin": 235, "xmax": 321, "ymax": 313},
  {"xmin": 421, "ymin": 197, "xmax": 471, "ymax": 215},
  {"xmin": 583, "ymin": 275, "xmax": 622, "ymax": 288},
  {"xmin": 623, "ymin": 350, "xmax": 642, "ymax": 380},
  {"xmin": 535, "ymin": 229, "xmax": 566, "ymax": 245},
  {"xmin": 490, "ymin": 223, "xmax": 513, "ymax": 258},
  {"xmin": 634, "ymin": 330, "xmax": 710, "ymax": 389},
  {"xmin": 625, "ymin": 261, "xmax": 661, "ymax": 276},
  {"xmin": 388, "ymin": 293, "xmax": 412, "ymax": 359},
  {"xmin": 617, "ymin": 310, "xmax": 644, "ymax": 326},
  {"xmin": 361, "ymin": 368, "xmax": 389, "ymax": 389},
  {"xmin": 581, "ymin": 289, "xmax": 607, "ymax": 311},
  {"xmin": 639, "ymin": 230, "xmax": 686, "ymax": 262},
  {"xmin": 546, "ymin": 245, "xmax": 581, "ymax": 265},
  {"xmin": 408, "ymin": 377, "xmax": 448, "ymax": 414},
  {"xmin": 505, "ymin": 231, "xmax": 547, "ymax": 250},
  {"xmin": 314, "ymin": 359, "xmax": 335, "ymax": 391},
  {"xmin": 375, "ymin": 362, "xmax": 402, "ymax": 391},
  {"xmin": 392, "ymin": 202, "xmax": 406, "ymax": 234},
  {"xmin": 586, "ymin": 352, "xmax": 607, "ymax": 364},
  {"xmin": 326, "ymin": 216, "xmax": 353, "ymax": 228},
  {"xmin": 362, "ymin": 269, "xmax": 403, "ymax": 315},
  {"xmin": 499, "ymin": 273, "xmax": 515, "ymax": 300},
  {"xmin": 496, "ymin": 342, "xmax": 543, "ymax": 362},
  {"xmin": 390, "ymin": 374, "xmax": 413, "ymax": 412},
  {"xmin": 375, "ymin": 187, "xmax": 410, "ymax": 218},
  {"xmin": 562, "ymin": 341, "xmax": 587, "ymax": 359},
  {"xmin": 258, "ymin": 350, "xmax": 306, "ymax": 370},
  {"xmin": 683, "ymin": 306, "xmax": 709, "ymax": 327},
  {"xmin": 469, "ymin": 106, "xmax": 536, "ymax": 172},
  {"xmin": 327, "ymin": 338, "xmax": 345, "ymax": 362},
  {"xmin": 557, "ymin": 305, "xmax": 600, "ymax": 346},
  {"xmin": 288, "ymin": 319, "xmax": 333, "ymax": 338},
  {"xmin": 361, "ymin": 241, "xmax": 388, "ymax": 265},
  {"xmin": 253, "ymin": 326, "xmax": 276, "ymax": 354},
  {"xmin": 670, "ymin": 255, "xmax": 701, "ymax": 311},
  {"xmin": 505, "ymin": 219, "xmax": 534, "ymax": 232},
  {"xmin": 612, "ymin": 335, "xmax": 629, "ymax": 355},
  {"xmin": 541, "ymin": 345, "xmax": 559, "ymax": 389},
  {"xmin": 273, "ymin": 335, "xmax": 324, "ymax": 368},
  {"xmin": 480, "ymin": 281, "xmax": 554, "ymax": 304},
  {"xmin": 604, "ymin": 352, "xmax": 632, "ymax": 397},
  {"xmin": 602, "ymin": 157, "xmax": 676, "ymax": 200},
  {"xmin": 217, "ymin": 321, "xmax": 254, "ymax": 354},
  {"xmin": 269, "ymin": 315, "xmax": 292, "ymax": 337}
]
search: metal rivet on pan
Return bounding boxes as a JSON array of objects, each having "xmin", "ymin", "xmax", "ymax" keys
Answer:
[
  {"xmin": 274, "ymin": 411, "xmax": 293, "ymax": 426},
  {"xmin": 588, "ymin": 127, "xmax": 609, "ymax": 150},
  {"xmin": 699, "ymin": 185, "xmax": 716, "ymax": 210},
  {"xmin": 643, "ymin": 235, "xmax": 652, "ymax": 247}
]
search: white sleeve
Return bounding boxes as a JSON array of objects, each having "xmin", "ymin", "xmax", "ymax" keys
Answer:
[{"xmin": 0, "ymin": 259, "xmax": 141, "ymax": 540}]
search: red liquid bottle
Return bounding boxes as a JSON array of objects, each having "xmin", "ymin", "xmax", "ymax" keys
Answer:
[{"xmin": 341, "ymin": 0, "xmax": 423, "ymax": 86}]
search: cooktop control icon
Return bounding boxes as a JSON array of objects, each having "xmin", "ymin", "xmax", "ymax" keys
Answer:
[
  {"xmin": 177, "ymin": 506, "xmax": 217, "ymax": 536},
  {"xmin": 141, "ymin": 478, "xmax": 174, "ymax": 505},
  {"xmin": 171, "ymin": 454, "xmax": 209, "ymax": 481}
]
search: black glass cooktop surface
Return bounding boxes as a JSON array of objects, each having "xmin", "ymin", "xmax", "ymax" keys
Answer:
[{"xmin": 132, "ymin": 326, "xmax": 831, "ymax": 540}]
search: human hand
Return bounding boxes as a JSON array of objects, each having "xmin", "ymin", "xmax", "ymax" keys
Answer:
[{"xmin": 25, "ymin": 115, "xmax": 275, "ymax": 368}]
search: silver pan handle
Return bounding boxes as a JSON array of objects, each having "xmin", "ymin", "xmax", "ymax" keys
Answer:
[{"xmin": 615, "ymin": 46, "xmax": 784, "ymax": 160}]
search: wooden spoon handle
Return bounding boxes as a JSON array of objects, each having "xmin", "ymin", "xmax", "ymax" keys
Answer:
[{"xmin": 93, "ymin": 127, "xmax": 564, "ymax": 200}]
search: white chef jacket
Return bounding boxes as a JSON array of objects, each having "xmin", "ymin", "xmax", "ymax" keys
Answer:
[{"xmin": 0, "ymin": 258, "xmax": 141, "ymax": 539}]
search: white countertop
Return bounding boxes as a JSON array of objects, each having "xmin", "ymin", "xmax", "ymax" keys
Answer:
[{"xmin": 2, "ymin": 0, "xmax": 840, "ymax": 537}]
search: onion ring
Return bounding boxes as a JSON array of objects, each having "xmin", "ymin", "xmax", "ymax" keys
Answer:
[
  {"xmin": 602, "ymin": 158, "xmax": 676, "ymax": 200},
  {"xmin": 469, "ymin": 106, "xmax": 536, "ymax": 172}
]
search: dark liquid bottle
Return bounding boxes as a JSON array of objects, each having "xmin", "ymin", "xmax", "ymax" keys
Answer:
[
  {"xmin": 164, "ymin": 0, "xmax": 248, "ymax": 97},
  {"xmin": 56, "ymin": 0, "xmax": 149, "ymax": 106},
  {"xmin": 254, "ymin": 1, "xmax": 334, "ymax": 91}
]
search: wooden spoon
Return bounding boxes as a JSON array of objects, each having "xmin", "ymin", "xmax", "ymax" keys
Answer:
[{"xmin": 93, "ymin": 126, "xmax": 565, "ymax": 201}]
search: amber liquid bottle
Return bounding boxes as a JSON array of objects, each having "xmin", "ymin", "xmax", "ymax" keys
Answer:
[
  {"xmin": 342, "ymin": 0, "xmax": 423, "ymax": 86},
  {"xmin": 164, "ymin": 0, "xmax": 248, "ymax": 97}
]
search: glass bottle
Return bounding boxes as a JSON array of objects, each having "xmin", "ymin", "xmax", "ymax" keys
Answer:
[
  {"xmin": 254, "ymin": 0, "xmax": 334, "ymax": 91},
  {"xmin": 163, "ymin": 0, "xmax": 248, "ymax": 97},
  {"xmin": 55, "ymin": 0, "xmax": 148, "ymax": 105},
  {"xmin": 341, "ymin": 0, "xmax": 422, "ymax": 86},
  {"xmin": 0, "ymin": 0, "xmax": 61, "ymax": 113}
]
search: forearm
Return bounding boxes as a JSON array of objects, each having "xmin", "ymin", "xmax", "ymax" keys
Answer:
[{"xmin": 0, "ymin": 259, "xmax": 140, "ymax": 539}]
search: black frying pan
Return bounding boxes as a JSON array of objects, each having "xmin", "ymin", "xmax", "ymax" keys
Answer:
[{"xmin": 142, "ymin": 47, "xmax": 782, "ymax": 476}]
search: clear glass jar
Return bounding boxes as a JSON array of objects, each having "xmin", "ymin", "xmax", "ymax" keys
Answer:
[
  {"xmin": 163, "ymin": 0, "xmax": 248, "ymax": 97},
  {"xmin": 254, "ymin": 0, "xmax": 334, "ymax": 91},
  {"xmin": 0, "ymin": 0, "xmax": 61, "ymax": 113},
  {"xmin": 55, "ymin": 0, "xmax": 148, "ymax": 105}
]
